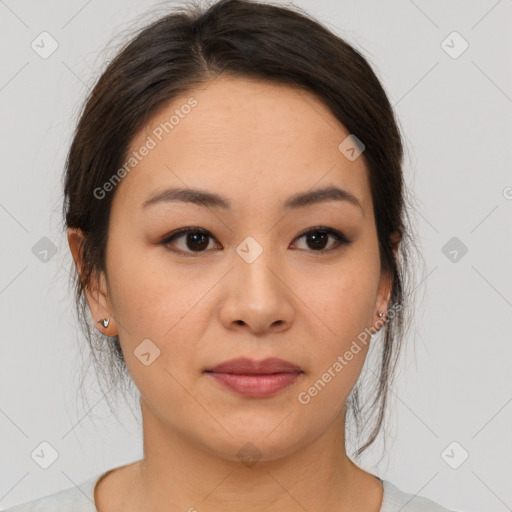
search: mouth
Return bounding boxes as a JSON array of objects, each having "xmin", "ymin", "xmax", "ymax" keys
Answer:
[
  {"xmin": 204, "ymin": 356, "xmax": 302, "ymax": 374},
  {"xmin": 204, "ymin": 357, "xmax": 304, "ymax": 398}
]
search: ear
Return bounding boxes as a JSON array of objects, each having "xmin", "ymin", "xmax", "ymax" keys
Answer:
[
  {"xmin": 375, "ymin": 231, "xmax": 401, "ymax": 318},
  {"xmin": 67, "ymin": 227, "xmax": 118, "ymax": 337}
]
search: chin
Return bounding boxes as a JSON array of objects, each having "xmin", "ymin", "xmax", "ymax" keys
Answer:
[{"xmin": 197, "ymin": 424, "xmax": 309, "ymax": 465}]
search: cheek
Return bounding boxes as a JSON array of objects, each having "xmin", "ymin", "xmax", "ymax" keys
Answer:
[
  {"xmin": 294, "ymin": 277, "xmax": 376, "ymax": 414},
  {"xmin": 106, "ymin": 236, "xmax": 200, "ymax": 336},
  {"xmin": 293, "ymin": 251, "xmax": 380, "ymax": 396},
  {"xmin": 105, "ymin": 242, "xmax": 215, "ymax": 378},
  {"xmin": 301, "ymin": 262, "xmax": 379, "ymax": 342}
]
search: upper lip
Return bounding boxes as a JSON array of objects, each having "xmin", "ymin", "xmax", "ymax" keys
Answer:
[{"xmin": 205, "ymin": 357, "xmax": 302, "ymax": 374}]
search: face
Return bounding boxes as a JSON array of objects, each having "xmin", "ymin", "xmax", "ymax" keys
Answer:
[{"xmin": 70, "ymin": 76, "xmax": 394, "ymax": 463}]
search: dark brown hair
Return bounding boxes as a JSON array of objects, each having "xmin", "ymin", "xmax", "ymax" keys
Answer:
[{"xmin": 63, "ymin": 0, "xmax": 421, "ymax": 461}]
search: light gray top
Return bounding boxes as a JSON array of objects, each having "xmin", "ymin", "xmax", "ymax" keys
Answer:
[{"xmin": 3, "ymin": 468, "xmax": 457, "ymax": 511}]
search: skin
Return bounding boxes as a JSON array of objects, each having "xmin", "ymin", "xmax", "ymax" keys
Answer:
[{"xmin": 68, "ymin": 76, "xmax": 398, "ymax": 512}]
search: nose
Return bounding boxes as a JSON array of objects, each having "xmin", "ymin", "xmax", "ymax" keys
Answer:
[{"xmin": 218, "ymin": 239, "xmax": 295, "ymax": 334}]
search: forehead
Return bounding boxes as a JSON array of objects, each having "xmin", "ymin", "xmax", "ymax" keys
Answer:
[{"xmin": 112, "ymin": 76, "xmax": 371, "ymax": 217}]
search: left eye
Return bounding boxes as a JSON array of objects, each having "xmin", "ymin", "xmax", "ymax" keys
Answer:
[
  {"xmin": 160, "ymin": 226, "xmax": 351, "ymax": 256},
  {"xmin": 292, "ymin": 227, "xmax": 350, "ymax": 252}
]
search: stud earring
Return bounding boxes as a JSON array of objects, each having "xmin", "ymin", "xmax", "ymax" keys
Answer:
[
  {"xmin": 377, "ymin": 310, "xmax": 385, "ymax": 318},
  {"xmin": 97, "ymin": 318, "xmax": 110, "ymax": 328}
]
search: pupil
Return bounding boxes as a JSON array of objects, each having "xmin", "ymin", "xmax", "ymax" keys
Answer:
[
  {"xmin": 308, "ymin": 231, "xmax": 327, "ymax": 250},
  {"xmin": 187, "ymin": 232, "xmax": 208, "ymax": 251}
]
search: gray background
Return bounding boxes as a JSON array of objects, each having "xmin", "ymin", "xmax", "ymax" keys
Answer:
[{"xmin": 1, "ymin": 0, "xmax": 511, "ymax": 511}]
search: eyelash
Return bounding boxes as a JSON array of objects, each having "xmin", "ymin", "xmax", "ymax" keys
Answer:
[{"xmin": 159, "ymin": 226, "xmax": 352, "ymax": 257}]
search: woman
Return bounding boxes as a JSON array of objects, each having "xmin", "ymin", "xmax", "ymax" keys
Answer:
[{"xmin": 6, "ymin": 0, "xmax": 456, "ymax": 510}]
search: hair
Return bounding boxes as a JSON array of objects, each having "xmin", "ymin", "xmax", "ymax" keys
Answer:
[{"xmin": 62, "ymin": 0, "xmax": 422, "ymax": 461}]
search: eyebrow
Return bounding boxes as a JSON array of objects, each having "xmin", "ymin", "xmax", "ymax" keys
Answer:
[{"xmin": 142, "ymin": 185, "xmax": 364, "ymax": 214}]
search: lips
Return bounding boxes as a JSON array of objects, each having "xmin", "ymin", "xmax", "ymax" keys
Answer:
[
  {"xmin": 205, "ymin": 357, "xmax": 302, "ymax": 375},
  {"xmin": 204, "ymin": 357, "xmax": 303, "ymax": 397}
]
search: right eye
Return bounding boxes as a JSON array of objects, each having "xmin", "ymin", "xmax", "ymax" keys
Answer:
[{"xmin": 160, "ymin": 227, "xmax": 220, "ymax": 256}]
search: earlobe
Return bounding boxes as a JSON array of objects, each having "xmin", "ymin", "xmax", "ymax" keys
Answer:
[
  {"xmin": 96, "ymin": 316, "xmax": 118, "ymax": 337},
  {"xmin": 375, "ymin": 271, "xmax": 392, "ymax": 324},
  {"xmin": 87, "ymin": 271, "xmax": 119, "ymax": 336}
]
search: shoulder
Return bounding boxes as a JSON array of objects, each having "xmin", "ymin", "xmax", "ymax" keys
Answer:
[
  {"xmin": 2, "ymin": 471, "xmax": 106, "ymax": 512},
  {"xmin": 380, "ymin": 479, "xmax": 457, "ymax": 512}
]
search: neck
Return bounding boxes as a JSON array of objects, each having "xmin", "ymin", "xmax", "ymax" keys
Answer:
[{"xmin": 113, "ymin": 399, "xmax": 382, "ymax": 512}]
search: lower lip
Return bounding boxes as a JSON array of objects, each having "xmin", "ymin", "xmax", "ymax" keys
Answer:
[{"xmin": 206, "ymin": 372, "xmax": 302, "ymax": 398}]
